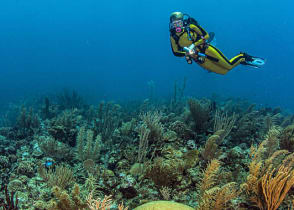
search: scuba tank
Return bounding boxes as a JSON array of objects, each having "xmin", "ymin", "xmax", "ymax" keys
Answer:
[{"xmin": 207, "ymin": 32, "xmax": 216, "ymax": 46}]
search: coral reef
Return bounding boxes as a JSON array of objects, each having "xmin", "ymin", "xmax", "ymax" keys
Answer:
[{"xmin": 1, "ymin": 91, "xmax": 294, "ymax": 210}]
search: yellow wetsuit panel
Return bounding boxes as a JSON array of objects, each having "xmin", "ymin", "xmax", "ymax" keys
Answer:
[
  {"xmin": 199, "ymin": 45, "xmax": 246, "ymax": 75},
  {"xmin": 189, "ymin": 24, "xmax": 209, "ymax": 46}
]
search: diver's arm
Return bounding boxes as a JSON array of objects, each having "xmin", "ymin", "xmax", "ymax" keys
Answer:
[
  {"xmin": 190, "ymin": 24, "xmax": 209, "ymax": 47},
  {"xmin": 170, "ymin": 36, "xmax": 186, "ymax": 57}
]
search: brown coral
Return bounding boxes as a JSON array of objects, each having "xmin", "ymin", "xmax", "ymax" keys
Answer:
[
  {"xmin": 261, "ymin": 166, "xmax": 294, "ymax": 210},
  {"xmin": 243, "ymin": 128, "xmax": 294, "ymax": 209},
  {"xmin": 196, "ymin": 159, "xmax": 239, "ymax": 210},
  {"xmin": 145, "ymin": 157, "xmax": 185, "ymax": 187}
]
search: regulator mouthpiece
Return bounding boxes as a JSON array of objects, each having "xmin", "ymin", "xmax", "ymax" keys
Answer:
[{"xmin": 176, "ymin": 27, "xmax": 182, "ymax": 33}]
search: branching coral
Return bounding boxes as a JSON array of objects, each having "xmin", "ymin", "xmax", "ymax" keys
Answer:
[
  {"xmin": 198, "ymin": 159, "xmax": 221, "ymax": 197},
  {"xmin": 140, "ymin": 111, "xmax": 163, "ymax": 142},
  {"xmin": 87, "ymin": 193, "xmax": 113, "ymax": 210},
  {"xmin": 44, "ymin": 184, "xmax": 88, "ymax": 210},
  {"xmin": 242, "ymin": 128, "xmax": 294, "ymax": 210},
  {"xmin": 213, "ymin": 110, "xmax": 236, "ymax": 140},
  {"xmin": 87, "ymin": 192, "xmax": 129, "ymax": 210},
  {"xmin": 0, "ymin": 185, "xmax": 19, "ymax": 210},
  {"xmin": 76, "ymin": 127, "xmax": 101, "ymax": 162},
  {"xmin": 196, "ymin": 159, "xmax": 239, "ymax": 210},
  {"xmin": 38, "ymin": 164, "xmax": 75, "ymax": 190},
  {"xmin": 261, "ymin": 166, "xmax": 294, "ymax": 210},
  {"xmin": 137, "ymin": 124, "xmax": 150, "ymax": 163},
  {"xmin": 92, "ymin": 101, "xmax": 122, "ymax": 142}
]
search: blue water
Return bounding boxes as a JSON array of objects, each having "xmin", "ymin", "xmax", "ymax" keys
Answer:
[{"xmin": 0, "ymin": 0, "xmax": 293, "ymax": 110}]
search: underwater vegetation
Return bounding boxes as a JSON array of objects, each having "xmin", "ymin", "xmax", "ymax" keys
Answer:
[{"xmin": 1, "ymin": 89, "xmax": 294, "ymax": 210}]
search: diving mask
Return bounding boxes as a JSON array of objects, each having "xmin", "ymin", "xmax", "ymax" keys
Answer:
[{"xmin": 172, "ymin": 20, "xmax": 184, "ymax": 33}]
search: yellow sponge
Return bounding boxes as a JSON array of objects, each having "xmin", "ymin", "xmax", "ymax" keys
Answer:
[{"xmin": 134, "ymin": 201, "xmax": 194, "ymax": 210}]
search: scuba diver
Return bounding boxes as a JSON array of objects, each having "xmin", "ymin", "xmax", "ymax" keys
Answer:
[{"xmin": 169, "ymin": 12, "xmax": 265, "ymax": 75}]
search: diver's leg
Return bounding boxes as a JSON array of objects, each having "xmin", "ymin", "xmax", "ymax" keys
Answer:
[
  {"xmin": 192, "ymin": 45, "xmax": 234, "ymax": 75},
  {"xmin": 198, "ymin": 59, "xmax": 229, "ymax": 75},
  {"xmin": 197, "ymin": 45, "xmax": 264, "ymax": 74},
  {"xmin": 204, "ymin": 45, "xmax": 246, "ymax": 71}
]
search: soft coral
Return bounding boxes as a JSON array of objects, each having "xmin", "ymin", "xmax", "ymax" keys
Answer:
[{"xmin": 0, "ymin": 185, "xmax": 18, "ymax": 210}]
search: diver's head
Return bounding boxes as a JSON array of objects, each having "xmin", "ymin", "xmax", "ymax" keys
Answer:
[
  {"xmin": 170, "ymin": 11, "xmax": 184, "ymax": 33},
  {"xmin": 170, "ymin": 11, "xmax": 184, "ymax": 22}
]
